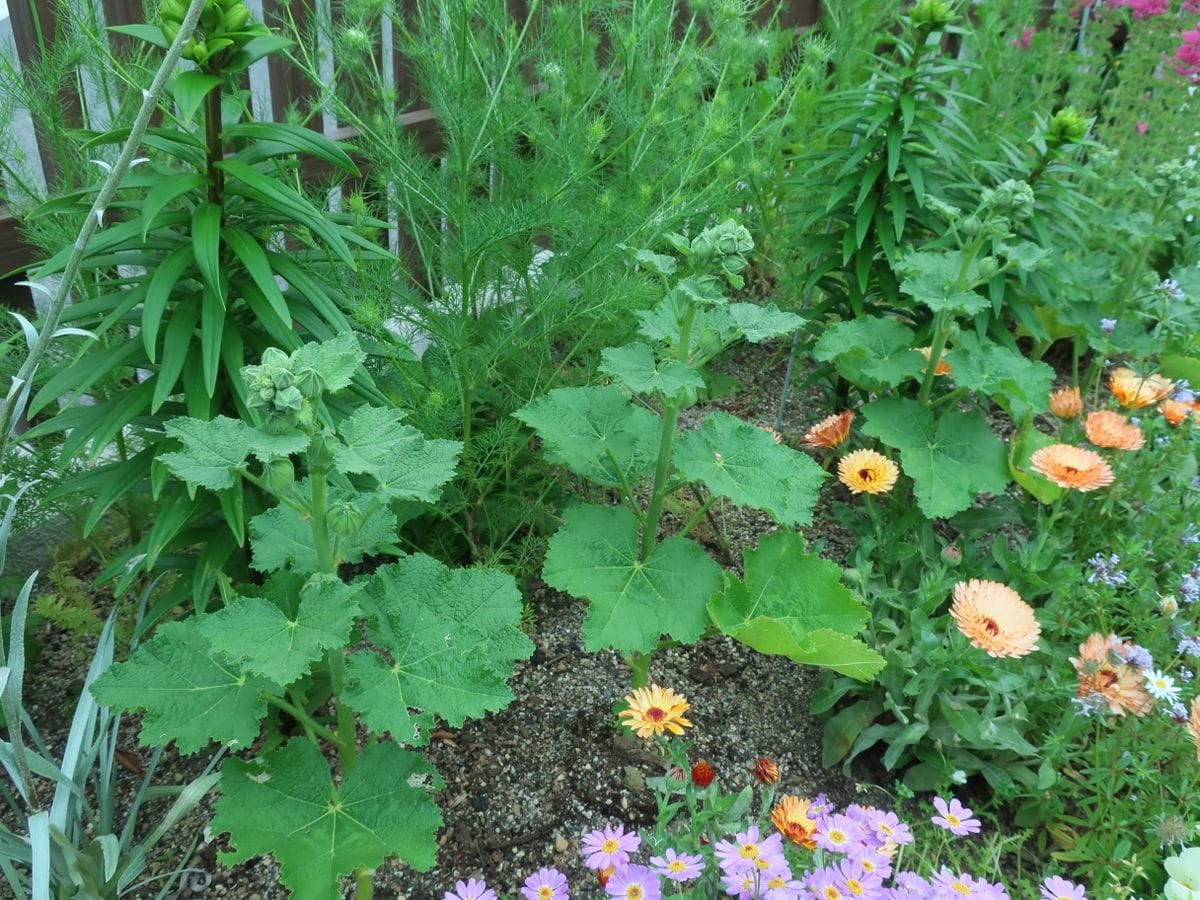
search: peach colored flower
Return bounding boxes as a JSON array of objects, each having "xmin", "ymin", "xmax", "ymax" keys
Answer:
[
  {"xmin": 1029, "ymin": 444, "xmax": 1114, "ymax": 492},
  {"xmin": 758, "ymin": 425, "xmax": 784, "ymax": 444},
  {"xmin": 1161, "ymin": 399, "xmax": 1200, "ymax": 426},
  {"xmin": 1049, "ymin": 386, "xmax": 1083, "ymax": 419},
  {"xmin": 771, "ymin": 796, "xmax": 817, "ymax": 849},
  {"xmin": 802, "ymin": 410, "xmax": 854, "ymax": 449},
  {"xmin": 1189, "ymin": 696, "xmax": 1200, "ymax": 762},
  {"xmin": 918, "ymin": 346, "xmax": 952, "ymax": 376},
  {"xmin": 1070, "ymin": 633, "xmax": 1152, "ymax": 717},
  {"xmin": 950, "ymin": 579, "xmax": 1041, "ymax": 659},
  {"xmin": 837, "ymin": 449, "xmax": 899, "ymax": 495},
  {"xmin": 1108, "ymin": 367, "xmax": 1173, "ymax": 408},
  {"xmin": 1084, "ymin": 410, "xmax": 1145, "ymax": 451}
]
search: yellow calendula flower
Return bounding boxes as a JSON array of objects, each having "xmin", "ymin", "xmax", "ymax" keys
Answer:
[
  {"xmin": 837, "ymin": 449, "xmax": 899, "ymax": 495},
  {"xmin": 619, "ymin": 684, "xmax": 692, "ymax": 738}
]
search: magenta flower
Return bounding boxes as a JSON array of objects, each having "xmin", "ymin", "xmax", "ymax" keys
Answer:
[
  {"xmin": 814, "ymin": 813, "xmax": 867, "ymax": 853},
  {"xmin": 649, "ymin": 848, "xmax": 704, "ymax": 883},
  {"xmin": 581, "ymin": 824, "xmax": 641, "ymax": 871},
  {"xmin": 444, "ymin": 879, "xmax": 497, "ymax": 900},
  {"xmin": 1011, "ymin": 26, "xmax": 1035, "ymax": 49},
  {"xmin": 1136, "ymin": 122, "xmax": 1149, "ymax": 135},
  {"xmin": 521, "ymin": 867, "xmax": 569, "ymax": 900},
  {"xmin": 1040, "ymin": 875, "xmax": 1087, "ymax": 900},
  {"xmin": 1107, "ymin": 0, "xmax": 1168, "ymax": 17},
  {"xmin": 605, "ymin": 864, "xmax": 661, "ymax": 900},
  {"xmin": 1173, "ymin": 25, "xmax": 1200, "ymax": 78},
  {"xmin": 931, "ymin": 797, "xmax": 981, "ymax": 836}
]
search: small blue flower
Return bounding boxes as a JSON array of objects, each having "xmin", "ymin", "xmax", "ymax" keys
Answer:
[
  {"xmin": 1087, "ymin": 553, "xmax": 1128, "ymax": 587},
  {"xmin": 1180, "ymin": 667, "xmax": 1195, "ymax": 682},
  {"xmin": 1156, "ymin": 278, "xmax": 1185, "ymax": 301},
  {"xmin": 1183, "ymin": 524, "xmax": 1200, "ymax": 545},
  {"xmin": 1156, "ymin": 436, "xmax": 1170, "ymax": 447},
  {"xmin": 1100, "ymin": 317, "xmax": 1117, "ymax": 334},
  {"xmin": 1178, "ymin": 636, "xmax": 1200, "ymax": 657},
  {"xmin": 1119, "ymin": 643, "xmax": 1153, "ymax": 670}
]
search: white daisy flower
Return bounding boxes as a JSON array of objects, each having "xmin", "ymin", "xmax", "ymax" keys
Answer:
[{"xmin": 1145, "ymin": 669, "xmax": 1181, "ymax": 704}]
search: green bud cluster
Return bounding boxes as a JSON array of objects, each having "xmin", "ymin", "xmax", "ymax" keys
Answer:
[
  {"xmin": 1150, "ymin": 159, "xmax": 1200, "ymax": 199},
  {"xmin": 909, "ymin": 0, "xmax": 955, "ymax": 30},
  {"xmin": 690, "ymin": 219, "xmax": 754, "ymax": 283},
  {"xmin": 1046, "ymin": 107, "xmax": 1088, "ymax": 146},
  {"xmin": 980, "ymin": 179, "xmax": 1035, "ymax": 223},
  {"xmin": 243, "ymin": 347, "xmax": 326, "ymax": 428},
  {"xmin": 159, "ymin": 0, "xmax": 268, "ymax": 70}
]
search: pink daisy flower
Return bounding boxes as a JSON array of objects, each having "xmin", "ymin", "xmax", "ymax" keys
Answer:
[
  {"xmin": 605, "ymin": 864, "xmax": 661, "ymax": 900},
  {"xmin": 931, "ymin": 797, "xmax": 981, "ymax": 836},
  {"xmin": 581, "ymin": 824, "xmax": 641, "ymax": 871},
  {"xmin": 521, "ymin": 867, "xmax": 569, "ymax": 900},
  {"xmin": 1040, "ymin": 875, "xmax": 1087, "ymax": 900},
  {"xmin": 444, "ymin": 879, "xmax": 497, "ymax": 900},
  {"xmin": 649, "ymin": 848, "xmax": 705, "ymax": 883}
]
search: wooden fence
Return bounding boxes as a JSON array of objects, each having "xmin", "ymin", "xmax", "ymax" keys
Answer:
[{"xmin": 0, "ymin": 0, "xmax": 822, "ymax": 298}]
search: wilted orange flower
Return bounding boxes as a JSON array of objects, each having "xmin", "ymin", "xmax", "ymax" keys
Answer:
[
  {"xmin": 1108, "ymin": 367, "xmax": 1174, "ymax": 408},
  {"xmin": 918, "ymin": 346, "xmax": 952, "ymax": 376},
  {"xmin": 758, "ymin": 425, "xmax": 784, "ymax": 444},
  {"xmin": 1029, "ymin": 444, "xmax": 1115, "ymax": 492},
  {"xmin": 1084, "ymin": 410, "xmax": 1145, "ymax": 451},
  {"xmin": 1161, "ymin": 399, "xmax": 1199, "ymax": 427},
  {"xmin": 754, "ymin": 757, "xmax": 780, "ymax": 785},
  {"xmin": 950, "ymin": 580, "xmax": 1041, "ymax": 658},
  {"xmin": 1049, "ymin": 386, "xmax": 1083, "ymax": 419},
  {"xmin": 802, "ymin": 410, "xmax": 854, "ymax": 449},
  {"xmin": 619, "ymin": 684, "xmax": 692, "ymax": 738},
  {"xmin": 1189, "ymin": 696, "xmax": 1200, "ymax": 762},
  {"xmin": 837, "ymin": 449, "xmax": 900, "ymax": 495},
  {"xmin": 1070, "ymin": 633, "xmax": 1152, "ymax": 717},
  {"xmin": 771, "ymin": 796, "xmax": 817, "ymax": 849}
]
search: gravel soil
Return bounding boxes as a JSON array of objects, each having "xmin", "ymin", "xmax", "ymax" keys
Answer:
[{"xmin": 9, "ymin": 338, "xmax": 878, "ymax": 900}]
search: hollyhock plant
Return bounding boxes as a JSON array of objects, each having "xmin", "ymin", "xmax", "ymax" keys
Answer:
[
  {"xmin": 931, "ymin": 797, "xmax": 982, "ymax": 836},
  {"xmin": 1174, "ymin": 23, "xmax": 1200, "ymax": 78}
]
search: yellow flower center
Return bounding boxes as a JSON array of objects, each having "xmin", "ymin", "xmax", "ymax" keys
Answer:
[
  {"xmin": 951, "ymin": 882, "xmax": 971, "ymax": 895},
  {"xmin": 754, "ymin": 856, "xmax": 771, "ymax": 870},
  {"xmin": 626, "ymin": 888, "xmax": 643, "ymax": 900},
  {"xmin": 823, "ymin": 888, "xmax": 842, "ymax": 900},
  {"xmin": 538, "ymin": 888, "xmax": 554, "ymax": 900},
  {"xmin": 945, "ymin": 814, "xmax": 962, "ymax": 827},
  {"xmin": 601, "ymin": 839, "xmax": 620, "ymax": 853},
  {"xmin": 667, "ymin": 861, "xmax": 685, "ymax": 873},
  {"xmin": 861, "ymin": 859, "xmax": 877, "ymax": 873},
  {"xmin": 738, "ymin": 843, "xmax": 759, "ymax": 859},
  {"xmin": 847, "ymin": 878, "xmax": 864, "ymax": 895},
  {"xmin": 828, "ymin": 829, "xmax": 846, "ymax": 844},
  {"xmin": 768, "ymin": 878, "xmax": 786, "ymax": 889},
  {"xmin": 878, "ymin": 823, "xmax": 893, "ymax": 835}
]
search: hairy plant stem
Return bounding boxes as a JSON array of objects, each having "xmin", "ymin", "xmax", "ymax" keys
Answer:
[
  {"xmin": 0, "ymin": 0, "xmax": 209, "ymax": 454},
  {"xmin": 629, "ymin": 652, "xmax": 652, "ymax": 690},
  {"xmin": 917, "ymin": 237, "xmax": 983, "ymax": 406}
]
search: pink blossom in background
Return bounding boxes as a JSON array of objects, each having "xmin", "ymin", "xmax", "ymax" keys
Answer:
[
  {"xmin": 1136, "ymin": 121, "xmax": 1149, "ymax": 134},
  {"xmin": 1186, "ymin": 0, "xmax": 1200, "ymax": 12},
  {"xmin": 1107, "ymin": 0, "xmax": 1169, "ymax": 17},
  {"xmin": 1174, "ymin": 24, "xmax": 1200, "ymax": 78},
  {"xmin": 1011, "ymin": 27, "xmax": 1035, "ymax": 50}
]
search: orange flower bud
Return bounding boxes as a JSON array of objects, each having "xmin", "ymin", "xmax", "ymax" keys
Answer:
[
  {"xmin": 754, "ymin": 757, "xmax": 780, "ymax": 785},
  {"xmin": 691, "ymin": 760, "xmax": 715, "ymax": 789}
]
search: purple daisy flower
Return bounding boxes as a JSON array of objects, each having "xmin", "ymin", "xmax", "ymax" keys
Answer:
[
  {"xmin": 814, "ymin": 813, "xmax": 867, "ymax": 853},
  {"xmin": 836, "ymin": 858, "xmax": 883, "ymax": 897},
  {"xmin": 521, "ymin": 867, "xmax": 569, "ymax": 900},
  {"xmin": 649, "ymin": 848, "xmax": 704, "ymax": 883},
  {"xmin": 720, "ymin": 869, "xmax": 760, "ymax": 900},
  {"xmin": 932, "ymin": 869, "xmax": 1009, "ymax": 898},
  {"xmin": 762, "ymin": 870, "xmax": 804, "ymax": 899},
  {"xmin": 931, "ymin": 797, "xmax": 981, "ymax": 836},
  {"xmin": 1040, "ymin": 875, "xmax": 1087, "ymax": 900},
  {"xmin": 715, "ymin": 825, "xmax": 782, "ymax": 876},
  {"xmin": 848, "ymin": 844, "xmax": 893, "ymax": 879},
  {"xmin": 889, "ymin": 871, "xmax": 932, "ymax": 899},
  {"xmin": 605, "ymin": 864, "xmax": 661, "ymax": 900},
  {"xmin": 581, "ymin": 824, "xmax": 641, "ymax": 871},
  {"xmin": 444, "ymin": 878, "xmax": 497, "ymax": 900},
  {"xmin": 867, "ymin": 809, "xmax": 913, "ymax": 846}
]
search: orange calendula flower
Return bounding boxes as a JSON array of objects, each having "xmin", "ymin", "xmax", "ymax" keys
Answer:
[
  {"xmin": 950, "ymin": 579, "xmax": 1041, "ymax": 659},
  {"xmin": 619, "ymin": 684, "xmax": 692, "ymax": 738},
  {"xmin": 918, "ymin": 346, "xmax": 952, "ymax": 376},
  {"xmin": 1029, "ymin": 444, "xmax": 1115, "ymax": 492},
  {"xmin": 1161, "ymin": 399, "xmax": 1199, "ymax": 427},
  {"xmin": 1108, "ymin": 367, "xmax": 1174, "ymax": 408},
  {"xmin": 1084, "ymin": 410, "xmax": 1145, "ymax": 451},
  {"xmin": 802, "ymin": 410, "xmax": 854, "ymax": 449},
  {"xmin": 1070, "ymin": 633, "xmax": 1153, "ymax": 717},
  {"xmin": 1189, "ymin": 696, "xmax": 1200, "ymax": 762},
  {"xmin": 837, "ymin": 449, "xmax": 900, "ymax": 495},
  {"xmin": 771, "ymin": 795, "xmax": 818, "ymax": 849},
  {"xmin": 1049, "ymin": 386, "xmax": 1083, "ymax": 419},
  {"xmin": 691, "ymin": 759, "xmax": 715, "ymax": 788}
]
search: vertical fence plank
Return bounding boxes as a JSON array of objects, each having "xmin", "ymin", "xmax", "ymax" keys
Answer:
[{"xmin": 7, "ymin": 0, "xmax": 76, "ymax": 187}]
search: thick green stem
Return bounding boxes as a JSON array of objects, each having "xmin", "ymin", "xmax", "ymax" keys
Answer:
[
  {"xmin": 629, "ymin": 652, "xmax": 652, "ymax": 689},
  {"xmin": 354, "ymin": 868, "xmax": 374, "ymax": 899},
  {"xmin": 204, "ymin": 76, "xmax": 225, "ymax": 206},
  {"xmin": 262, "ymin": 694, "xmax": 338, "ymax": 744},
  {"xmin": 917, "ymin": 310, "xmax": 950, "ymax": 405}
]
